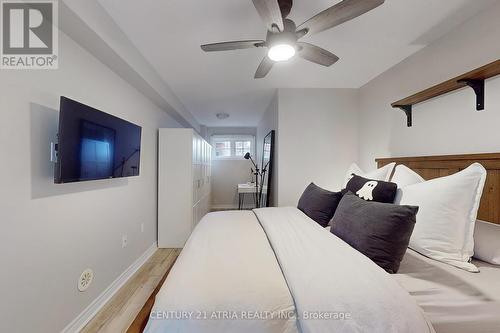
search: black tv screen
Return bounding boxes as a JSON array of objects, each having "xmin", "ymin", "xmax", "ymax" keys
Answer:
[{"xmin": 55, "ymin": 97, "xmax": 142, "ymax": 183}]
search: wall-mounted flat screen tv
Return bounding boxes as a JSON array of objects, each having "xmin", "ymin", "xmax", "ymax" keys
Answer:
[{"xmin": 55, "ymin": 97, "xmax": 142, "ymax": 183}]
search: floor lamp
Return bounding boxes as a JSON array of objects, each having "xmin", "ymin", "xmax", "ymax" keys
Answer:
[{"xmin": 244, "ymin": 152, "xmax": 260, "ymax": 208}]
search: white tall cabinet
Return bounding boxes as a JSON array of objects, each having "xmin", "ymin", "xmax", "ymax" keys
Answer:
[{"xmin": 158, "ymin": 128, "xmax": 212, "ymax": 248}]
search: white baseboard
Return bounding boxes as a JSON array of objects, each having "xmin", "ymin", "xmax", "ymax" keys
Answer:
[
  {"xmin": 211, "ymin": 204, "xmax": 238, "ymax": 210},
  {"xmin": 61, "ymin": 242, "xmax": 158, "ymax": 333}
]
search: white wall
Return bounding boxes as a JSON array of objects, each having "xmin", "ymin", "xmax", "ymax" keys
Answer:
[
  {"xmin": 211, "ymin": 160, "xmax": 253, "ymax": 208},
  {"xmin": 60, "ymin": 0, "xmax": 200, "ymax": 130},
  {"xmin": 207, "ymin": 127, "xmax": 256, "ymax": 209},
  {"xmin": 358, "ymin": 3, "xmax": 500, "ymax": 170},
  {"xmin": 276, "ymin": 89, "xmax": 359, "ymax": 206},
  {"xmin": 0, "ymin": 32, "xmax": 182, "ymax": 333},
  {"xmin": 257, "ymin": 93, "xmax": 279, "ymax": 206}
]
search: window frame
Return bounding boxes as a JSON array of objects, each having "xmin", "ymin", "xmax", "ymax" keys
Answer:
[{"xmin": 211, "ymin": 135, "xmax": 255, "ymax": 160}]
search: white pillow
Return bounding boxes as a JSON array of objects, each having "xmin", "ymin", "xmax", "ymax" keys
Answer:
[
  {"xmin": 392, "ymin": 165, "xmax": 425, "ymax": 204},
  {"xmin": 391, "ymin": 164, "xmax": 424, "ymax": 188},
  {"xmin": 474, "ymin": 220, "xmax": 500, "ymax": 265},
  {"xmin": 343, "ymin": 162, "xmax": 395, "ymax": 187},
  {"xmin": 395, "ymin": 163, "xmax": 486, "ymax": 272}
]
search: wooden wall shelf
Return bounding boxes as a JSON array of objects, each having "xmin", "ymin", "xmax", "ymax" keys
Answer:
[{"xmin": 392, "ymin": 59, "xmax": 500, "ymax": 127}]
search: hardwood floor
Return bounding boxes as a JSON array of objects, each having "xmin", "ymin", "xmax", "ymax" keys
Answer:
[{"xmin": 82, "ymin": 248, "xmax": 181, "ymax": 333}]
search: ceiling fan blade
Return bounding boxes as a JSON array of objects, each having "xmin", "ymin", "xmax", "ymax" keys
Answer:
[
  {"xmin": 255, "ymin": 56, "xmax": 274, "ymax": 79},
  {"xmin": 297, "ymin": 0, "xmax": 385, "ymax": 37},
  {"xmin": 201, "ymin": 40, "xmax": 265, "ymax": 52},
  {"xmin": 297, "ymin": 42, "xmax": 339, "ymax": 67},
  {"xmin": 252, "ymin": 0, "xmax": 284, "ymax": 32}
]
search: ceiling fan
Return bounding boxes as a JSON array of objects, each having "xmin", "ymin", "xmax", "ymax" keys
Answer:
[{"xmin": 200, "ymin": 0, "xmax": 385, "ymax": 79}]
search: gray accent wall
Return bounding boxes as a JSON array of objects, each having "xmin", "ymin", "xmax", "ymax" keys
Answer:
[{"xmin": 0, "ymin": 31, "xmax": 182, "ymax": 333}]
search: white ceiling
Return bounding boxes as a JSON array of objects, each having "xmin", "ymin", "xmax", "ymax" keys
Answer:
[{"xmin": 98, "ymin": 0, "xmax": 497, "ymax": 127}]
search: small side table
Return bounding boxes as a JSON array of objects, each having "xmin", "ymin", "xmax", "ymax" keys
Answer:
[{"xmin": 237, "ymin": 183, "xmax": 258, "ymax": 210}]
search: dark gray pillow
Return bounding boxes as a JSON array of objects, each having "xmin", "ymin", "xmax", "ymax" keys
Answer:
[
  {"xmin": 346, "ymin": 174, "xmax": 397, "ymax": 203},
  {"xmin": 331, "ymin": 192, "xmax": 418, "ymax": 273},
  {"xmin": 297, "ymin": 183, "xmax": 344, "ymax": 227}
]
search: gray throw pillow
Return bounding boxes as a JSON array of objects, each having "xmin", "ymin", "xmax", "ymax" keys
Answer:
[
  {"xmin": 331, "ymin": 192, "xmax": 418, "ymax": 273},
  {"xmin": 297, "ymin": 183, "xmax": 344, "ymax": 227}
]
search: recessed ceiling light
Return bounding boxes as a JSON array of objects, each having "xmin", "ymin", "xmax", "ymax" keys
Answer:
[
  {"xmin": 268, "ymin": 44, "xmax": 296, "ymax": 62},
  {"xmin": 216, "ymin": 112, "xmax": 230, "ymax": 120}
]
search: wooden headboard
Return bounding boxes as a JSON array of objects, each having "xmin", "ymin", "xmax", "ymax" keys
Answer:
[{"xmin": 376, "ymin": 153, "xmax": 500, "ymax": 225}]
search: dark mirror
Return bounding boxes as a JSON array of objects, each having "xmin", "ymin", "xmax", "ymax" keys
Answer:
[{"xmin": 260, "ymin": 130, "xmax": 275, "ymax": 207}]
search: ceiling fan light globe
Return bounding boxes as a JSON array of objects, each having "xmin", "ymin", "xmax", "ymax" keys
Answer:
[{"xmin": 267, "ymin": 44, "xmax": 295, "ymax": 62}]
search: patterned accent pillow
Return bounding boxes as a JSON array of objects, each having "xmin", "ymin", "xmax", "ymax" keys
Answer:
[
  {"xmin": 345, "ymin": 174, "xmax": 397, "ymax": 203},
  {"xmin": 343, "ymin": 162, "xmax": 395, "ymax": 187}
]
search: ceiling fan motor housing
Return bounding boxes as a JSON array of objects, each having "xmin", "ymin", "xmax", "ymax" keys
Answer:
[{"xmin": 266, "ymin": 19, "xmax": 297, "ymax": 47}]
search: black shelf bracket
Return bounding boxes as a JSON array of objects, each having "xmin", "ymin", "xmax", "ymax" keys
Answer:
[
  {"xmin": 394, "ymin": 105, "xmax": 413, "ymax": 127},
  {"xmin": 457, "ymin": 79, "xmax": 485, "ymax": 110}
]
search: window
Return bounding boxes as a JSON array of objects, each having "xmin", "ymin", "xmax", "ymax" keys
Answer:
[
  {"xmin": 211, "ymin": 135, "xmax": 255, "ymax": 160},
  {"xmin": 215, "ymin": 141, "xmax": 231, "ymax": 158},
  {"xmin": 235, "ymin": 140, "xmax": 251, "ymax": 157}
]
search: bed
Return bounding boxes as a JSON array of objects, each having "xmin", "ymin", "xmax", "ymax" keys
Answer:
[
  {"xmin": 376, "ymin": 153, "xmax": 500, "ymax": 333},
  {"xmin": 145, "ymin": 153, "xmax": 500, "ymax": 333},
  {"xmin": 145, "ymin": 208, "xmax": 433, "ymax": 333},
  {"xmin": 396, "ymin": 249, "xmax": 500, "ymax": 333}
]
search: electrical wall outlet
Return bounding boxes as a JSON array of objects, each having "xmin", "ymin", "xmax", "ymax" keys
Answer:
[
  {"xmin": 122, "ymin": 235, "xmax": 128, "ymax": 248},
  {"xmin": 140, "ymin": 223, "xmax": 144, "ymax": 233},
  {"xmin": 50, "ymin": 142, "xmax": 58, "ymax": 163}
]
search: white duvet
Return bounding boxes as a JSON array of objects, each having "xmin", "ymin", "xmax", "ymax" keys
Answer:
[{"xmin": 145, "ymin": 207, "xmax": 434, "ymax": 333}]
